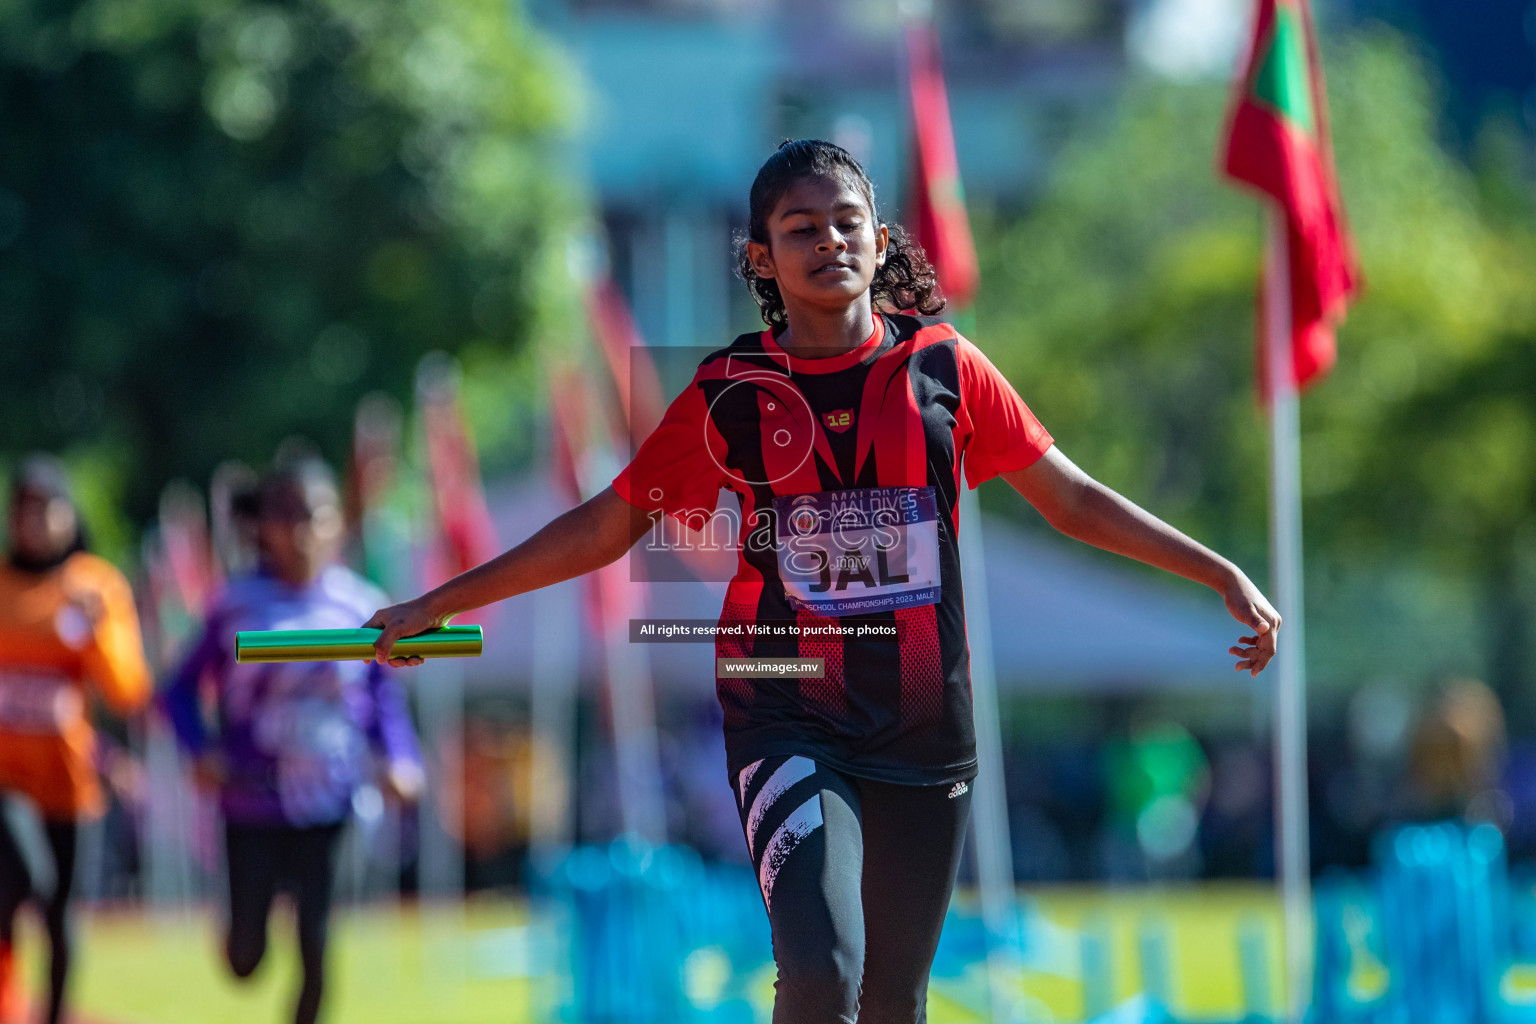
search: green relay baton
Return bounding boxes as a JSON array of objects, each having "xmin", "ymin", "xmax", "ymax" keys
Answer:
[{"xmin": 234, "ymin": 625, "xmax": 483, "ymax": 664}]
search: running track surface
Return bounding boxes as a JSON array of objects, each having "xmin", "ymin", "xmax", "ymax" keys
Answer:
[{"xmin": 15, "ymin": 886, "xmax": 1287, "ymax": 1024}]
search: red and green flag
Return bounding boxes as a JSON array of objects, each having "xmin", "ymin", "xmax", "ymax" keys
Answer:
[
  {"xmin": 905, "ymin": 23, "xmax": 979, "ymax": 309},
  {"xmin": 1221, "ymin": 0, "xmax": 1360, "ymax": 395}
]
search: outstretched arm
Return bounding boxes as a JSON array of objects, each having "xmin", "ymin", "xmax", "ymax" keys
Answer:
[
  {"xmin": 1000, "ymin": 446, "xmax": 1281, "ymax": 676},
  {"xmin": 364, "ymin": 486, "xmax": 656, "ymax": 666},
  {"xmin": 161, "ymin": 616, "xmax": 223, "ymax": 754}
]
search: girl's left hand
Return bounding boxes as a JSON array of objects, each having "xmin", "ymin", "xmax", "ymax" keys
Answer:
[{"xmin": 1222, "ymin": 571, "xmax": 1281, "ymax": 677}]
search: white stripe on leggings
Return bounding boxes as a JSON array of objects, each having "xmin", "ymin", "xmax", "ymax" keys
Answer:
[
  {"xmin": 758, "ymin": 793, "xmax": 823, "ymax": 912},
  {"xmin": 746, "ymin": 756, "xmax": 817, "ymax": 860},
  {"xmin": 736, "ymin": 758, "xmax": 764, "ymax": 806}
]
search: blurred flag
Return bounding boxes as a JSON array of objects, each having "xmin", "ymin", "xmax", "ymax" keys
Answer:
[
  {"xmin": 1221, "ymin": 0, "xmax": 1360, "ymax": 396},
  {"xmin": 544, "ymin": 291, "xmax": 668, "ymax": 843},
  {"xmin": 349, "ymin": 395, "xmax": 399, "ymax": 543},
  {"xmin": 905, "ymin": 22, "xmax": 979, "ymax": 309},
  {"xmin": 349, "ymin": 393, "xmax": 415, "ymax": 596},
  {"xmin": 416, "ymin": 356, "xmax": 499, "ymax": 591},
  {"xmin": 545, "ymin": 357, "xmax": 636, "ymax": 636},
  {"xmin": 586, "ymin": 277, "xmax": 664, "ymax": 448},
  {"xmin": 139, "ymin": 480, "xmax": 221, "ymax": 672},
  {"xmin": 583, "ymin": 276, "xmax": 731, "ymax": 581},
  {"xmin": 157, "ymin": 481, "xmax": 218, "ymax": 618},
  {"xmin": 545, "ymin": 364, "xmax": 592, "ymax": 505}
]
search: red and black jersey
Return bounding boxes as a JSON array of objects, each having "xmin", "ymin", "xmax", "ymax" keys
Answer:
[{"xmin": 613, "ymin": 312, "xmax": 1053, "ymax": 786}]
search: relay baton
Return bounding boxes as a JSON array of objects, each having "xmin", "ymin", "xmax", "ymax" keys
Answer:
[{"xmin": 234, "ymin": 626, "xmax": 483, "ymax": 664}]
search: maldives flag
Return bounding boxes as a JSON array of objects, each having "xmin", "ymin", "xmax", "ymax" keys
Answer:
[
  {"xmin": 1221, "ymin": 0, "xmax": 1360, "ymax": 395},
  {"xmin": 905, "ymin": 23, "xmax": 979, "ymax": 308}
]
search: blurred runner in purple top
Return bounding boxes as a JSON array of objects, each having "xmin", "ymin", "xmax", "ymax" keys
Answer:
[{"xmin": 162, "ymin": 457, "xmax": 422, "ymax": 1024}]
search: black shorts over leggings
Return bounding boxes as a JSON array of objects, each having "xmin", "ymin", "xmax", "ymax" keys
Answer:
[{"xmin": 733, "ymin": 755, "xmax": 973, "ymax": 1024}]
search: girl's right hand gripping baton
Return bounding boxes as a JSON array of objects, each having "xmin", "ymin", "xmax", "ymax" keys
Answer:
[{"xmin": 234, "ymin": 625, "xmax": 484, "ymax": 664}]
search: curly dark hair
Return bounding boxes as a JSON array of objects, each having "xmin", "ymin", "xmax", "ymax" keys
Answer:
[{"xmin": 735, "ymin": 139, "xmax": 945, "ymax": 330}]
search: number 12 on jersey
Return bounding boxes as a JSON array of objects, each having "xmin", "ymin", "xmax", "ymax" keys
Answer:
[{"xmin": 772, "ymin": 486, "xmax": 942, "ymax": 617}]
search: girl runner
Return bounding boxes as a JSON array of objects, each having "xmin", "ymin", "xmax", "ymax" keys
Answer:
[
  {"xmin": 0, "ymin": 455, "xmax": 152, "ymax": 1024},
  {"xmin": 164, "ymin": 459, "xmax": 422, "ymax": 1024},
  {"xmin": 365, "ymin": 139, "xmax": 1280, "ymax": 1023}
]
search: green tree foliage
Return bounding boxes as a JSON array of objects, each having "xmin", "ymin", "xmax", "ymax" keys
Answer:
[
  {"xmin": 973, "ymin": 29, "xmax": 1536, "ymax": 703},
  {"xmin": 0, "ymin": 0, "xmax": 581, "ymax": 535}
]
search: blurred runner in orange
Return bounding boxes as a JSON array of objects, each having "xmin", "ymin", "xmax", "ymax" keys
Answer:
[{"xmin": 0, "ymin": 455, "xmax": 151, "ymax": 1024}]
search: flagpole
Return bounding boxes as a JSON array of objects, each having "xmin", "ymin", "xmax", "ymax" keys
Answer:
[
  {"xmin": 1265, "ymin": 207, "xmax": 1312, "ymax": 1023},
  {"xmin": 599, "ymin": 565, "xmax": 668, "ymax": 845},
  {"xmin": 899, "ymin": 3, "xmax": 1016, "ymax": 1014},
  {"xmin": 958, "ymin": 480, "xmax": 1024, "ymax": 1024}
]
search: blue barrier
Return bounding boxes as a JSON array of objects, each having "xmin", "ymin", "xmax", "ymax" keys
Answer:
[
  {"xmin": 1312, "ymin": 820, "xmax": 1536, "ymax": 1024},
  {"xmin": 1238, "ymin": 913, "xmax": 1278, "ymax": 1023},
  {"xmin": 532, "ymin": 836, "xmax": 768, "ymax": 1023},
  {"xmin": 529, "ymin": 821, "xmax": 1536, "ymax": 1024}
]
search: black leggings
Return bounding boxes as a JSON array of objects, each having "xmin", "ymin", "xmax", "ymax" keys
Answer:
[
  {"xmin": 733, "ymin": 756, "xmax": 973, "ymax": 1024},
  {"xmin": 0, "ymin": 806, "xmax": 78, "ymax": 1024},
  {"xmin": 224, "ymin": 821, "xmax": 345, "ymax": 1024}
]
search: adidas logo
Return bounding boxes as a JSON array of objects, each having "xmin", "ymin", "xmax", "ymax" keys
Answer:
[{"xmin": 947, "ymin": 781, "xmax": 968, "ymax": 800}]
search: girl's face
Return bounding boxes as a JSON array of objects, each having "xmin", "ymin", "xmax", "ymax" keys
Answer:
[
  {"xmin": 256, "ymin": 481, "xmax": 342, "ymax": 586},
  {"xmin": 748, "ymin": 173, "xmax": 889, "ymax": 322},
  {"xmin": 9, "ymin": 488, "xmax": 78, "ymax": 564}
]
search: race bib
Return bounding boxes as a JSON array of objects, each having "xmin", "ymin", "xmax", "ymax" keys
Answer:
[
  {"xmin": 0, "ymin": 671, "xmax": 84, "ymax": 735},
  {"xmin": 772, "ymin": 486, "xmax": 941, "ymax": 616}
]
